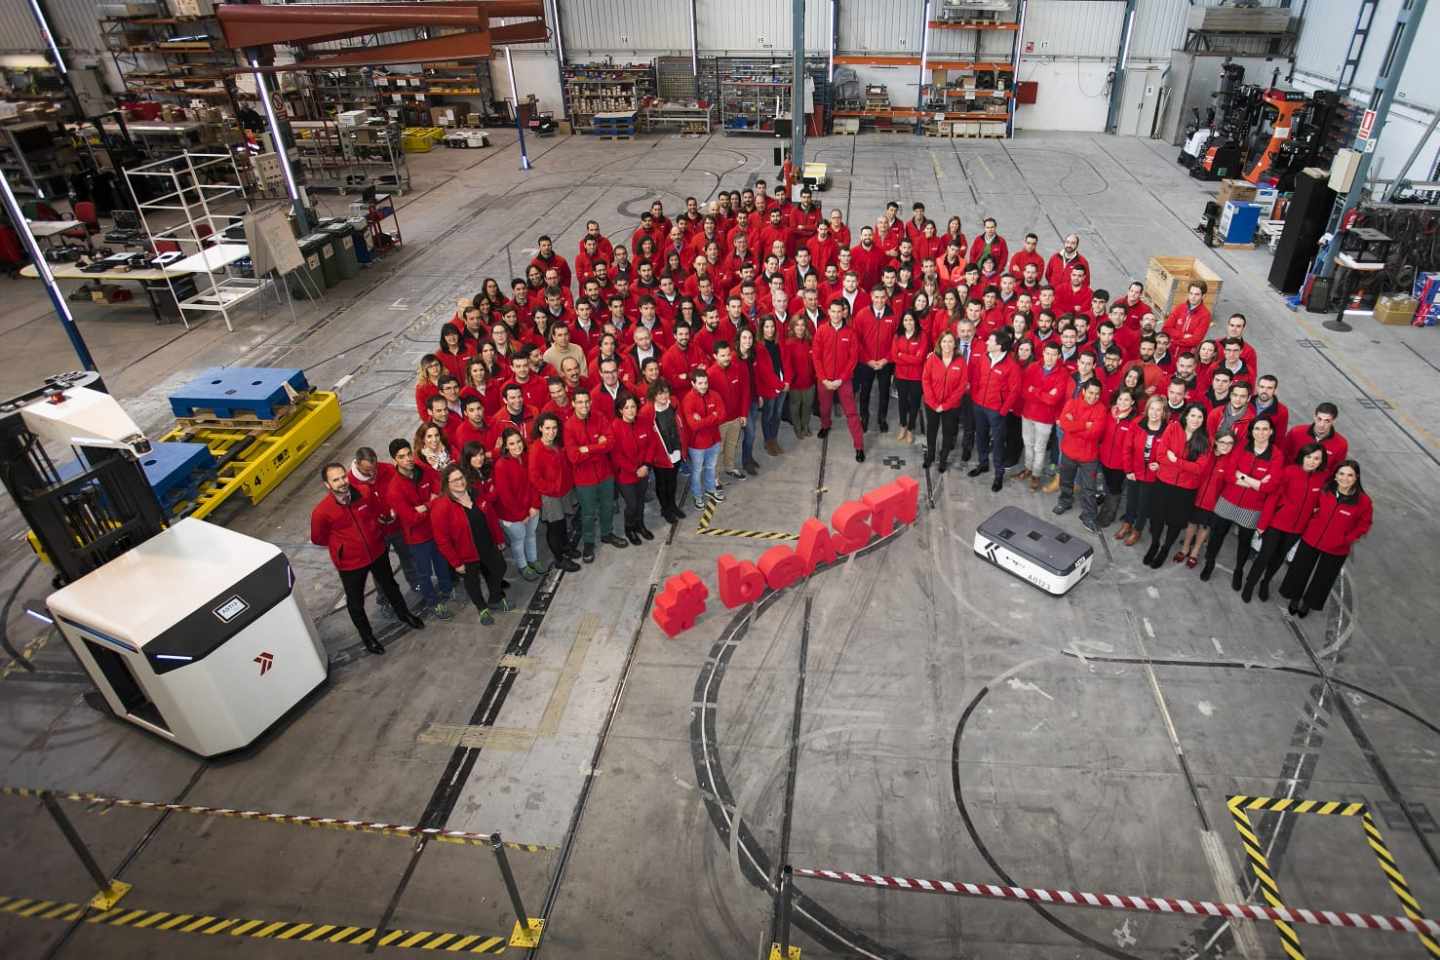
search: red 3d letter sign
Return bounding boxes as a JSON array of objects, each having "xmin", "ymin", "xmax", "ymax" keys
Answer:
[{"xmin": 651, "ymin": 476, "xmax": 918, "ymax": 637}]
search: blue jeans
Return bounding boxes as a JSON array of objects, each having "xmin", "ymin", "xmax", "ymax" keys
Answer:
[
  {"xmin": 758, "ymin": 394, "xmax": 785, "ymax": 442},
  {"xmin": 409, "ymin": 538, "xmax": 453, "ymax": 605},
  {"xmin": 501, "ymin": 513, "xmax": 539, "ymax": 567},
  {"xmin": 740, "ymin": 401, "xmax": 758, "ymax": 464},
  {"xmin": 688, "ymin": 443, "xmax": 720, "ymax": 499},
  {"xmin": 973, "ymin": 404, "xmax": 1006, "ymax": 476}
]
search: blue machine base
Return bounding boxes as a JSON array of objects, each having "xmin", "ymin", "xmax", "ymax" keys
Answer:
[{"xmin": 169, "ymin": 367, "xmax": 310, "ymax": 420}]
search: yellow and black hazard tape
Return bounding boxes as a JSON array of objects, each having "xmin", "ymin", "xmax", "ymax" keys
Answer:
[
  {"xmin": 1226, "ymin": 795, "xmax": 1440, "ymax": 959},
  {"xmin": 693, "ymin": 500, "xmax": 798, "ymax": 542},
  {"xmin": 0, "ymin": 894, "xmax": 508, "ymax": 953},
  {"xmin": 1, "ymin": 785, "xmax": 553, "ymax": 854}
]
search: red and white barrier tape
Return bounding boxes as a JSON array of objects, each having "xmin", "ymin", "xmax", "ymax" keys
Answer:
[{"xmin": 793, "ymin": 868, "xmax": 1440, "ymax": 938}]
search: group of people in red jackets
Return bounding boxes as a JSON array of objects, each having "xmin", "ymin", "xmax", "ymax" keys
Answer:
[{"xmin": 311, "ymin": 190, "xmax": 1374, "ymax": 652}]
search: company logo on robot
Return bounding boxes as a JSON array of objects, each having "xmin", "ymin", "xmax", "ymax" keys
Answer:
[
  {"xmin": 651, "ymin": 477, "xmax": 919, "ymax": 638},
  {"xmin": 254, "ymin": 651, "xmax": 275, "ymax": 676}
]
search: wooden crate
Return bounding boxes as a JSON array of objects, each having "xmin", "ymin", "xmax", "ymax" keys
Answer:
[{"xmin": 1144, "ymin": 256, "xmax": 1223, "ymax": 316}]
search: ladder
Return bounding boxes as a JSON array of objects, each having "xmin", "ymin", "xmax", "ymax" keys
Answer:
[{"xmin": 1335, "ymin": 0, "xmax": 1379, "ymax": 98}]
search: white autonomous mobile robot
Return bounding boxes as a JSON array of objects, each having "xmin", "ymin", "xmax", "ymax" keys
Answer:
[
  {"xmin": 2, "ymin": 373, "xmax": 327, "ymax": 756},
  {"xmin": 974, "ymin": 506, "xmax": 1094, "ymax": 596}
]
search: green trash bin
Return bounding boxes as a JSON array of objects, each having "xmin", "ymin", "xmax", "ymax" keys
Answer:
[
  {"xmin": 290, "ymin": 233, "xmax": 329, "ymax": 299},
  {"xmin": 313, "ymin": 230, "xmax": 340, "ymax": 288},
  {"xmin": 324, "ymin": 223, "xmax": 360, "ymax": 282}
]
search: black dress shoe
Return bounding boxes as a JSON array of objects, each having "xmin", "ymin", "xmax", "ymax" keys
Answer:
[
  {"xmin": 602, "ymin": 534, "xmax": 629, "ymax": 548},
  {"xmin": 1199, "ymin": 561, "xmax": 1215, "ymax": 582},
  {"xmin": 991, "ymin": 476, "xmax": 1003, "ymax": 492},
  {"xmin": 860, "ymin": 421, "xmax": 870, "ymax": 434},
  {"xmin": 1294, "ymin": 601, "xmax": 1309, "ymax": 619},
  {"xmin": 1258, "ymin": 580, "xmax": 1270, "ymax": 602},
  {"xmin": 556, "ymin": 557, "xmax": 582, "ymax": 573},
  {"xmin": 363, "ymin": 637, "xmax": 386, "ymax": 654},
  {"xmin": 855, "ymin": 449, "xmax": 865, "ymax": 462},
  {"xmin": 673, "ymin": 505, "xmax": 687, "ymax": 519},
  {"xmin": 625, "ymin": 529, "xmax": 643, "ymax": 546},
  {"xmin": 960, "ymin": 447, "xmax": 973, "ymax": 462},
  {"xmin": 816, "ymin": 427, "xmax": 830, "ymax": 439},
  {"xmin": 967, "ymin": 465, "xmax": 987, "ymax": 478},
  {"xmin": 638, "ymin": 524, "xmax": 655, "ymax": 541},
  {"xmin": 399, "ymin": 612, "xmax": 424, "ymax": 630},
  {"xmin": 937, "ymin": 460, "xmax": 949, "ymax": 473},
  {"xmin": 582, "ymin": 543, "xmax": 596, "ymax": 563},
  {"xmin": 1231, "ymin": 567, "xmax": 1245, "ymax": 590}
]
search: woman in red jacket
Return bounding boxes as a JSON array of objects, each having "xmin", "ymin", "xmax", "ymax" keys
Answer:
[
  {"xmin": 781, "ymin": 314, "xmax": 816, "ymax": 438},
  {"xmin": 528, "ymin": 412, "xmax": 581, "ymax": 573},
  {"xmin": 612, "ymin": 394, "xmax": 667, "ymax": 544},
  {"xmin": 754, "ymin": 316, "xmax": 789, "ymax": 456},
  {"xmin": 643, "ymin": 380, "xmax": 688, "ymax": 524},
  {"xmin": 437, "ymin": 324, "xmax": 470, "ymax": 383},
  {"xmin": 1054, "ymin": 380, "xmax": 1107, "ymax": 531},
  {"xmin": 415, "ymin": 354, "xmax": 443, "ymax": 421},
  {"xmin": 1116, "ymin": 396, "xmax": 1168, "ymax": 545},
  {"xmin": 430, "ymin": 463, "xmax": 510, "ymax": 626},
  {"xmin": 1280, "ymin": 460, "xmax": 1372, "ymax": 618},
  {"xmin": 890, "ymin": 310, "xmax": 929, "ymax": 444},
  {"xmin": 1200, "ymin": 418, "xmax": 1280, "ymax": 586},
  {"xmin": 1241, "ymin": 442, "xmax": 1328, "ymax": 602},
  {"xmin": 1175, "ymin": 431, "xmax": 1236, "ymax": 568},
  {"xmin": 921, "ymin": 330, "xmax": 969, "ymax": 472},
  {"xmin": 1097, "ymin": 389, "xmax": 1139, "ymax": 528},
  {"xmin": 1143, "ymin": 403, "xmax": 1213, "ymax": 568},
  {"xmin": 494, "ymin": 428, "xmax": 546, "ymax": 581}
]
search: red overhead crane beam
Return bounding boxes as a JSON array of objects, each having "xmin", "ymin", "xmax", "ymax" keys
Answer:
[{"xmin": 215, "ymin": 1, "xmax": 548, "ymax": 70}]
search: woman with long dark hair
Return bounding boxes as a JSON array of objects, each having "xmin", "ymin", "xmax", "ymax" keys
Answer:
[
  {"xmin": 415, "ymin": 422, "xmax": 452, "ymax": 473},
  {"xmin": 525, "ymin": 263, "xmax": 545, "ymax": 293},
  {"xmin": 1200, "ymin": 417, "xmax": 1279, "ymax": 586},
  {"xmin": 890, "ymin": 309, "xmax": 928, "ymax": 444},
  {"xmin": 494, "ymin": 428, "xmax": 546, "ymax": 581},
  {"xmin": 735, "ymin": 326, "xmax": 763, "ymax": 473},
  {"xmin": 430, "ymin": 463, "xmax": 510, "ymax": 626},
  {"xmin": 611, "ymin": 393, "xmax": 665, "ymax": 543},
  {"xmin": 528, "ymin": 412, "xmax": 581, "ymax": 573},
  {"xmin": 1242, "ymin": 442, "xmax": 1328, "ymax": 602},
  {"xmin": 643, "ymin": 379, "xmax": 687, "ymax": 524},
  {"xmin": 1097, "ymin": 389, "xmax": 1139, "ymax": 528},
  {"xmin": 1177, "ymin": 431, "xmax": 1236, "ymax": 568},
  {"xmin": 1142, "ymin": 403, "xmax": 1212, "ymax": 568},
  {"xmin": 1280, "ymin": 459, "xmax": 1372, "ymax": 618},
  {"xmin": 436, "ymin": 324, "xmax": 469, "ymax": 381},
  {"xmin": 755, "ymin": 315, "xmax": 788, "ymax": 455}
]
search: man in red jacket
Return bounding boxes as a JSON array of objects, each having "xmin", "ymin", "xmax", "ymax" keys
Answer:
[
  {"xmin": 530, "ymin": 234, "xmax": 571, "ymax": 293},
  {"xmin": 565, "ymin": 392, "xmax": 627, "ymax": 563},
  {"xmin": 707, "ymin": 342, "xmax": 752, "ymax": 478},
  {"xmin": 311, "ymin": 462, "xmax": 424, "ymax": 654},
  {"xmin": 852, "ymin": 285, "xmax": 898, "ymax": 435},
  {"xmin": 682, "ymin": 368, "xmax": 726, "ymax": 508},
  {"xmin": 1164, "ymin": 281, "xmax": 1212, "ymax": 356},
  {"xmin": 1052, "ymin": 379, "xmax": 1106, "ymax": 531},
  {"xmin": 1283, "ymin": 402, "xmax": 1348, "ymax": 477},
  {"xmin": 814, "ymin": 299, "xmax": 866, "ymax": 461},
  {"xmin": 1045, "ymin": 233, "xmax": 1090, "ymax": 290},
  {"xmin": 967, "ymin": 328, "xmax": 1022, "ymax": 490},
  {"xmin": 1008, "ymin": 232, "xmax": 1044, "ymax": 279},
  {"xmin": 968, "ymin": 217, "xmax": 1009, "ymax": 272},
  {"xmin": 850, "ymin": 225, "xmax": 887, "ymax": 290},
  {"xmin": 386, "ymin": 439, "xmax": 454, "ymax": 620},
  {"xmin": 349, "ymin": 447, "xmax": 422, "ymax": 603}
]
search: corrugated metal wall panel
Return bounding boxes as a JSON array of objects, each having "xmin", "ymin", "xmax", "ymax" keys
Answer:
[
  {"xmin": 839, "ymin": 0, "xmax": 925, "ymax": 53},
  {"xmin": 1021, "ymin": 0, "xmax": 1124, "ymax": 59},
  {"xmin": 1129, "ymin": 0, "xmax": 1188, "ymax": 61},
  {"xmin": 1293, "ymin": 0, "xmax": 1437, "ymax": 110},
  {"xmin": 0, "ymin": 4, "xmax": 47, "ymax": 52},
  {"xmin": 562, "ymin": 0, "xmax": 689, "ymax": 54},
  {"xmin": 693, "ymin": 0, "xmax": 830, "ymax": 53}
]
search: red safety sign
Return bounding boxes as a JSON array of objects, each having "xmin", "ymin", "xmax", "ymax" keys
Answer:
[{"xmin": 1358, "ymin": 109, "xmax": 1377, "ymax": 140}]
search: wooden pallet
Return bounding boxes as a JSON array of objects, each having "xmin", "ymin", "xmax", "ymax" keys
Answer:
[
  {"xmin": 952, "ymin": 130, "xmax": 1007, "ymax": 139},
  {"xmin": 835, "ymin": 127, "xmax": 859, "ymax": 136},
  {"xmin": 596, "ymin": 133, "xmax": 635, "ymax": 141},
  {"xmin": 173, "ymin": 399, "xmax": 300, "ymax": 433},
  {"xmin": 874, "ymin": 126, "xmax": 913, "ymax": 135}
]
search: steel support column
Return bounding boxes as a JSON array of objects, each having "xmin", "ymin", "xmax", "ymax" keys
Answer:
[
  {"xmin": 1104, "ymin": 0, "xmax": 1137, "ymax": 134},
  {"xmin": 791, "ymin": 0, "xmax": 807, "ymax": 174},
  {"xmin": 915, "ymin": 0, "xmax": 932, "ymax": 133}
]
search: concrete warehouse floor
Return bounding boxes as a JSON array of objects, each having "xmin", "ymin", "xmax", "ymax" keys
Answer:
[{"xmin": 2, "ymin": 129, "xmax": 1440, "ymax": 960}]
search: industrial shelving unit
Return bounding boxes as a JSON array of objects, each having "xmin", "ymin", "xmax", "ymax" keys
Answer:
[
  {"xmin": 289, "ymin": 118, "xmax": 410, "ymax": 196},
  {"xmin": 100, "ymin": 12, "xmax": 240, "ymax": 111},
  {"xmin": 0, "ymin": 116, "xmax": 78, "ymax": 198},
  {"xmin": 718, "ymin": 57, "xmax": 828, "ymax": 137},
  {"xmin": 562, "ymin": 64, "xmax": 653, "ymax": 133}
]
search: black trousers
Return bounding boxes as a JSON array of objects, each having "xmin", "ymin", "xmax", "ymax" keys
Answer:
[
  {"xmin": 545, "ymin": 518, "xmax": 571, "ymax": 560},
  {"xmin": 457, "ymin": 549, "xmax": 506, "ymax": 610},
  {"xmin": 619, "ymin": 479, "xmax": 646, "ymax": 530},
  {"xmin": 1204, "ymin": 514, "xmax": 1255, "ymax": 573},
  {"xmin": 958, "ymin": 395, "xmax": 975, "ymax": 455},
  {"xmin": 1146, "ymin": 483, "xmax": 1196, "ymax": 557},
  {"xmin": 972, "ymin": 404, "xmax": 1006, "ymax": 475},
  {"xmin": 1280, "ymin": 542, "xmax": 1347, "ymax": 610},
  {"xmin": 852, "ymin": 363, "xmax": 894, "ymax": 427},
  {"xmin": 654, "ymin": 465, "xmax": 679, "ymax": 515},
  {"xmin": 1003, "ymin": 413, "xmax": 1024, "ymax": 468},
  {"xmin": 924, "ymin": 404, "xmax": 959, "ymax": 463},
  {"xmin": 339, "ymin": 554, "xmax": 409, "ymax": 642},
  {"xmin": 1247, "ymin": 528, "xmax": 1300, "ymax": 588},
  {"xmin": 896, "ymin": 379, "xmax": 922, "ymax": 430},
  {"xmin": 1102, "ymin": 465, "xmax": 1126, "ymax": 496}
]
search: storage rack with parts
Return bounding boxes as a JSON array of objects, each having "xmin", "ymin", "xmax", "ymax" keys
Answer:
[{"xmin": 562, "ymin": 64, "xmax": 653, "ymax": 133}]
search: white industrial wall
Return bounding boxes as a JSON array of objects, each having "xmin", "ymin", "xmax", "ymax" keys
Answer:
[
  {"xmin": 1290, "ymin": 0, "xmax": 1440, "ymax": 183},
  {"xmin": 5, "ymin": 0, "xmax": 1435, "ymax": 148}
]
